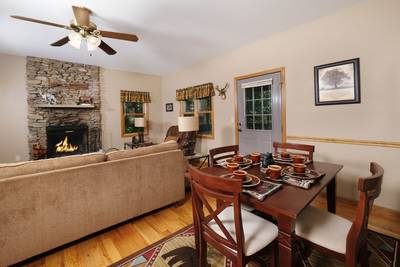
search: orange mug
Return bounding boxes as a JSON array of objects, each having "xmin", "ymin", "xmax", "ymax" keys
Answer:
[
  {"xmin": 250, "ymin": 152, "xmax": 261, "ymax": 163},
  {"xmin": 233, "ymin": 170, "xmax": 247, "ymax": 181},
  {"xmin": 293, "ymin": 163, "xmax": 307, "ymax": 174},
  {"xmin": 268, "ymin": 165, "xmax": 282, "ymax": 180},
  {"xmin": 233, "ymin": 154, "xmax": 244, "ymax": 163},
  {"xmin": 281, "ymin": 152, "xmax": 290, "ymax": 159},
  {"xmin": 292, "ymin": 155, "xmax": 305, "ymax": 164},
  {"xmin": 227, "ymin": 163, "xmax": 239, "ymax": 173}
]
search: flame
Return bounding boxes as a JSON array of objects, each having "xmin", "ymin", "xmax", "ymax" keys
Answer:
[{"xmin": 55, "ymin": 136, "xmax": 78, "ymax": 153}]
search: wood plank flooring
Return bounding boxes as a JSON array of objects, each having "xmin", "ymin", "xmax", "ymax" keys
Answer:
[{"xmin": 24, "ymin": 193, "xmax": 399, "ymax": 267}]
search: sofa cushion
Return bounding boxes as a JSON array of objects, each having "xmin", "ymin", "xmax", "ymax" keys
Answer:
[
  {"xmin": 0, "ymin": 152, "xmax": 106, "ymax": 180},
  {"xmin": 106, "ymin": 141, "xmax": 179, "ymax": 161}
]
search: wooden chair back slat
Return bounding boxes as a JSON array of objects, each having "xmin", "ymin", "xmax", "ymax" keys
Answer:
[
  {"xmin": 346, "ymin": 162, "xmax": 384, "ymax": 267},
  {"xmin": 209, "ymin": 145, "xmax": 239, "ymax": 167},
  {"xmin": 273, "ymin": 142, "xmax": 315, "ymax": 161},
  {"xmin": 188, "ymin": 165, "xmax": 245, "ymax": 262}
]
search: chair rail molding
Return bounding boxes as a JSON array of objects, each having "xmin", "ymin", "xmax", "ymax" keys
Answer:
[{"xmin": 287, "ymin": 135, "xmax": 400, "ymax": 149}]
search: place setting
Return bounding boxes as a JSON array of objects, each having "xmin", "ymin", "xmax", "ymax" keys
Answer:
[
  {"xmin": 272, "ymin": 151, "xmax": 312, "ymax": 165},
  {"xmin": 261, "ymin": 162, "xmax": 325, "ymax": 189},
  {"xmin": 217, "ymin": 152, "xmax": 262, "ymax": 170}
]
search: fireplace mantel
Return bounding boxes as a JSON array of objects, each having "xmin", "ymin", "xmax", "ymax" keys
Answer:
[{"xmin": 36, "ymin": 104, "xmax": 95, "ymax": 109}]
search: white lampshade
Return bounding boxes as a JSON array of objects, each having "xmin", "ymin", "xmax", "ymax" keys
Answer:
[
  {"xmin": 134, "ymin": 117, "xmax": 145, "ymax": 127},
  {"xmin": 178, "ymin": 116, "xmax": 199, "ymax": 132},
  {"xmin": 87, "ymin": 35, "xmax": 101, "ymax": 51},
  {"xmin": 68, "ymin": 31, "xmax": 82, "ymax": 49}
]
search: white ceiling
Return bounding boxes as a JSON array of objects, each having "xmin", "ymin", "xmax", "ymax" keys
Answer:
[{"xmin": 0, "ymin": 0, "xmax": 363, "ymax": 75}]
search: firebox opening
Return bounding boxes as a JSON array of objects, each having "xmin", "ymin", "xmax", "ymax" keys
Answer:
[{"xmin": 46, "ymin": 125, "xmax": 88, "ymax": 158}]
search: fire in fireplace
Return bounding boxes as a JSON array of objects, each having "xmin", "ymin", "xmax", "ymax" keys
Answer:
[
  {"xmin": 46, "ymin": 125, "xmax": 88, "ymax": 158},
  {"xmin": 55, "ymin": 136, "xmax": 79, "ymax": 153}
]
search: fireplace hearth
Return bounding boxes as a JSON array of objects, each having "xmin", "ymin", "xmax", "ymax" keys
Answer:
[{"xmin": 46, "ymin": 125, "xmax": 88, "ymax": 158}]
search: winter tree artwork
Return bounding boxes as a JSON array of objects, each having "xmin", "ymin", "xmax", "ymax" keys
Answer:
[{"xmin": 314, "ymin": 58, "xmax": 360, "ymax": 105}]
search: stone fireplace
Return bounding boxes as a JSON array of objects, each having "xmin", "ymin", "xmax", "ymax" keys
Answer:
[{"xmin": 26, "ymin": 56, "xmax": 102, "ymax": 159}]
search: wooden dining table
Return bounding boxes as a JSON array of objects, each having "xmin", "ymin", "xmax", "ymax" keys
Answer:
[{"xmin": 201, "ymin": 161, "xmax": 343, "ymax": 267}]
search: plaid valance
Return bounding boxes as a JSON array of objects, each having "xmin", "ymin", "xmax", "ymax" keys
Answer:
[
  {"xmin": 176, "ymin": 82, "xmax": 215, "ymax": 101},
  {"xmin": 120, "ymin": 90, "xmax": 151, "ymax": 103}
]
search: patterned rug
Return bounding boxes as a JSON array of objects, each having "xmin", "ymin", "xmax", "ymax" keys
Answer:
[{"xmin": 110, "ymin": 225, "xmax": 398, "ymax": 267}]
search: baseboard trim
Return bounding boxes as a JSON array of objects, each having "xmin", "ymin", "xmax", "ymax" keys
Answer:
[{"xmin": 287, "ymin": 135, "xmax": 400, "ymax": 149}]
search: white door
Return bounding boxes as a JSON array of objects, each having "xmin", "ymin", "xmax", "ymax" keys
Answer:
[{"xmin": 237, "ymin": 72, "xmax": 282, "ymax": 155}]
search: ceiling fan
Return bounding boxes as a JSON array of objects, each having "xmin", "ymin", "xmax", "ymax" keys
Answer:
[{"xmin": 11, "ymin": 6, "xmax": 138, "ymax": 55}]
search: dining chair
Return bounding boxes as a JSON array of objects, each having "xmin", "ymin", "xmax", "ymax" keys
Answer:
[
  {"xmin": 209, "ymin": 145, "xmax": 239, "ymax": 167},
  {"xmin": 188, "ymin": 165, "xmax": 278, "ymax": 266},
  {"xmin": 295, "ymin": 162, "xmax": 384, "ymax": 267},
  {"xmin": 273, "ymin": 142, "xmax": 315, "ymax": 161}
]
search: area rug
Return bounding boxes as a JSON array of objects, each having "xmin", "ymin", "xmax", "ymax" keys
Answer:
[{"xmin": 110, "ymin": 225, "xmax": 398, "ymax": 267}]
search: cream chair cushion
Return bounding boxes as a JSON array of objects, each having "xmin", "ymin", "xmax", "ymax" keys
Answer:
[
  {"xmin": 295, "ymin": 206, "xmax": 352, "ymax": 254},
  {"xmin": 209, "ymin": 206, "xmax": 278, "ymax": 256}
]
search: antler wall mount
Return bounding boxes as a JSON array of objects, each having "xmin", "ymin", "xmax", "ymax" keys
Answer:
[{"xmin": 215, "ymin": 83, "xmax": 229, "ymax": 100}]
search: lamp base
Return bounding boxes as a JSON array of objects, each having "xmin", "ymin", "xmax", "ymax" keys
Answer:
[{"xmin": 180, "ymin": 131, "xmax": 197, "ymax": 156}]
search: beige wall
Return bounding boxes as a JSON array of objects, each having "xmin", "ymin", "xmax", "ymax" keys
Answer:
[
  {"xmin": 101, "ymin": 68, "xmax": 163, "ymax": 150},
  {"xmin": 0, "ymin": 54, "xmax": 29, "ymax": 163},
  {"xmin": 161, "ymin": 0, "xmax": 400, "ymax": 210}
]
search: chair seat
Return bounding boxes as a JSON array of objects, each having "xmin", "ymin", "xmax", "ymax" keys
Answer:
[
  {"xmin": 295, "ymin": 206, "xmax": 352, "ymax": 254},
  {"xmin": 209, "ymin": 206, "xmax": 278, "ymax": 256}
]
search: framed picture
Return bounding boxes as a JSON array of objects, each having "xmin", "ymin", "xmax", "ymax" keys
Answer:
[
  {"xmin": 165, "ymin": 103, "xmax": 173, "ymax": 112},
  {"xmin": 314, "ymin": 58, "xmax": 360, "ymax": 105}
]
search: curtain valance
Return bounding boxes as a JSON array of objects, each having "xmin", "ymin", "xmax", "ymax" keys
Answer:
[
  {"xmin": 176, "ymin": 82, "xmax": 215, "ymax": 101},
  {"xmin": 120, "ymin": 90, "xmax": 151, "ymax": 103}
]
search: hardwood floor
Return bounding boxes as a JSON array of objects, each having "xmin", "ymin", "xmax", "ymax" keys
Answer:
[{"xmin": 24, "ymin": 193, "xmax": 399, "ymax": 267}]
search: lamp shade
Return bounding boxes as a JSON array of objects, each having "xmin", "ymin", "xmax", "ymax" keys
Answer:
[
  {"xmin": 68, "ymin": 31, "xmax": 82, "ymax": 49},
  {"xmin": 87, "ymin": 35, "xmax": 101, "ymax": 51},
  {"xmin": 178, "ymin": 116, "xmax": 199, "ymax": 132},
  {"xmin": 134, "ymin": 117, "xmax": 145, "ymax": 127}
]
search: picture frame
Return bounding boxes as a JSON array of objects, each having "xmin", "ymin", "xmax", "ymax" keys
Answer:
[
  {"xmin": 165, "ymin": 103, "xmax": 173, "ymax": 112},
  {"xmin": 314, "ymin": 58, "xmax": 360, "ymax": 105}
]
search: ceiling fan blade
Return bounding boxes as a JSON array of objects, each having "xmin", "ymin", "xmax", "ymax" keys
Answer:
[
  {"xmin": 99, "ymin": 40, "xmax": 117, "ymax": 55},
  {"xmin": 100, "ymin": 30, "xmax": 138, "ymax": 42},
  {"xmin": 51, "ymin": 36, "xmax": 69, "ymax": 47},
  {"xmin": 10, "ymin": 15, "xmax": 70, "ymax": 29},
  {"xmin": 72, "ymin": 6, "xmax": 91, "ymax": 26}
]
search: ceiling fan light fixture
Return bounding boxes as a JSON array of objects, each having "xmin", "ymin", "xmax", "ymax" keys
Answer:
[
  {"xmin": 68, "ymin": 31, "xmax": 82, "ymax": 49},
  {"xmin": 86, "ymin": 35, "xmax": 101, "ymax": 51}
]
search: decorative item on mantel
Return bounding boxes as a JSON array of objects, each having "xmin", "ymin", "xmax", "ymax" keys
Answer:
[
  {"xmin": 39, "ymin": 90, "xmax": 57, "ymax": 105},
  {"xmin": 215, "ymin": 82, "xmax": 229, "ymax": 100},
  {"xmin": 78, "ymin": 96, "xmax": 93, "ymax": 106}
]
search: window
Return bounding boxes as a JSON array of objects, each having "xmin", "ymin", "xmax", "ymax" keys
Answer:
[
  {"xmin": 245, "ymin": 85, "xmax": 272, "ymax": 130},
  {"xmin": 121, "ymin": 101, "xmax": 148, "ymax": 137},
  {"xmin": 180, "ymin": 96, "xmax": 214, "ymax": 138}
]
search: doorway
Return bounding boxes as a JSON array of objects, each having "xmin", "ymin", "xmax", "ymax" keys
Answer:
[{"xmin": 235, "ymin": 68, "xmax": 286, "ymax": 155}]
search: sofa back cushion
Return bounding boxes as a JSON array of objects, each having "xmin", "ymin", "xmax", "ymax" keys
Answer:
[
  {"xmin": 0, "ymin": 152, "xmax": 106, "ymax": 180},
  {"xmin": 106, "ymin": 141, "xmax": 179, "ymax": 161}
]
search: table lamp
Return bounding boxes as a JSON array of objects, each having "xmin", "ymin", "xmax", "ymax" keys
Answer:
[
  {"xmin": 178, "ymin": 116, "xmax": 199, "ymax": 156},
  {"xmin": 134, "ymin": 117, "xmax": 145, "ymax": 143}
]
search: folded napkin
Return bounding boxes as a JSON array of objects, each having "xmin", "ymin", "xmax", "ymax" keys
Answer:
[
  {"xmin": 243, "ymin": 181, "xmax": 281, "ymax": 201},
  {"xmin": 281, "ymin": 176, "xmax": 315, "ymax": 189}
]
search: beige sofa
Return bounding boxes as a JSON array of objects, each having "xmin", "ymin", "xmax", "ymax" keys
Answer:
[{"xmin": 0, "ymin": 141, "xmax": 186, "ymax": 266}]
